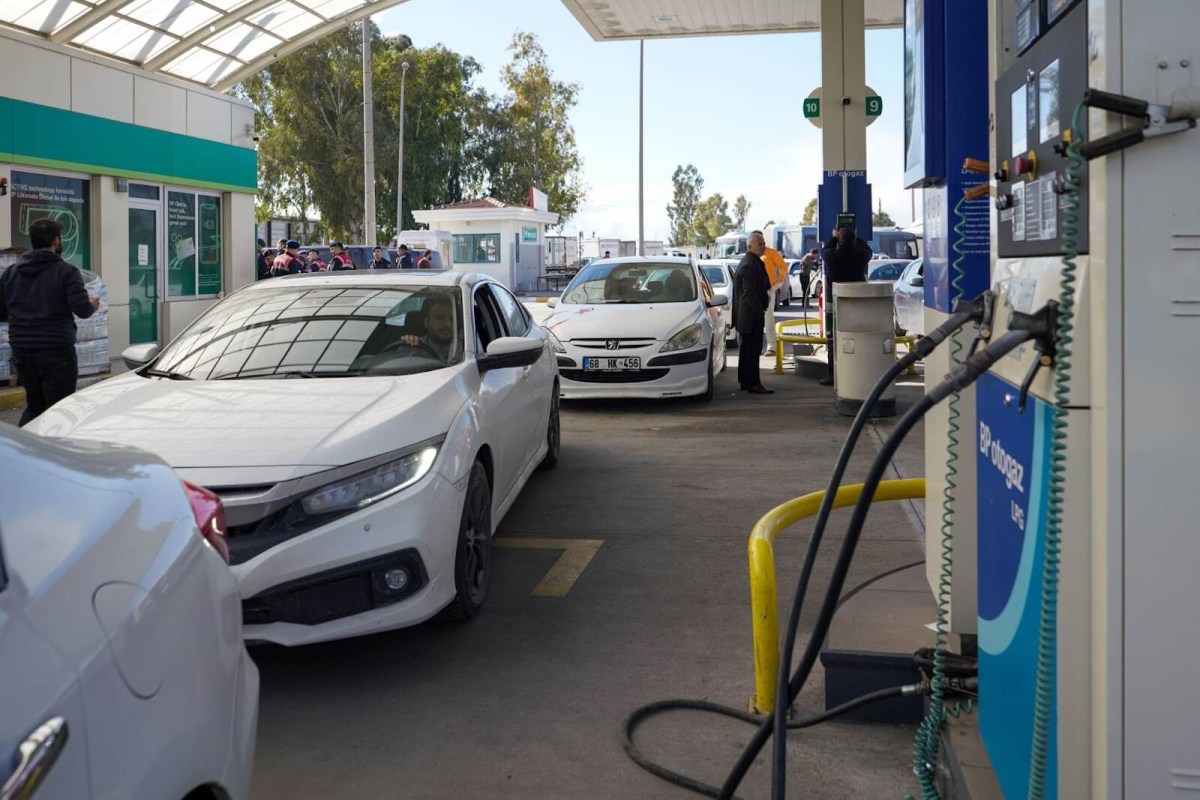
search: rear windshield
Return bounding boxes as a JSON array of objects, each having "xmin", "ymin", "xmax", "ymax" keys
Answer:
[{"xmin": 563, "ymin": 263, "xmax": 698, "ymax": 304}]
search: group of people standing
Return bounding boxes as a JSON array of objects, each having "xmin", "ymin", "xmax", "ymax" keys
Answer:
[
  {"xmin": 257, "ymin": 239, "xmax": 433, "ymax": 280},
  {"xmin": 733, "ymin": 224, "xmax": 872, "ymax": 393}
]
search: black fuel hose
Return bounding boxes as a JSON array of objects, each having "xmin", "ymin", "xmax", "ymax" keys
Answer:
[
  {"xmin": 719, "ymin": 329, "xmax": 1034, "ymax": 800},
  {"xmin": 622, "ymin": 683, "xmax": 928, "ymax": 800},
  {"xmin": 767, "ymin": 308, "xmax": 979, "ymax": 798}
]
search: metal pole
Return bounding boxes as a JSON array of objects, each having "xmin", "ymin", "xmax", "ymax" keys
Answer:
[
  {"xmin": 397, "ymin": 61, "xmax": 409, "ymax": 244},
  {"xmin": 638, "ymin": 39, "xmax": 645, "ymax": 256},
  {"xmin": 362, "ymin": 20, "xmax": 376, "ymax": 245}
]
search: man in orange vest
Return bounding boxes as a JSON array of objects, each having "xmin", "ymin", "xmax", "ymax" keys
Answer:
[{"xmin": 753, "ymin": 230, "xmax": 789, "ymax": 356}]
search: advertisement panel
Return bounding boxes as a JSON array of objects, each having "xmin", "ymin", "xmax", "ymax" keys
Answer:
[{"xmin": 9, "ymin": 171, "xmax": 91, "ymax": 269}]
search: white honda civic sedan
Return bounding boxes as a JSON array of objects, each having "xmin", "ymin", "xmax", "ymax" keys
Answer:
[
  {"xmin": 545, "ymin": 257, "xmax": 729, "ymax": 400},
  {"xmin": 28, "ymin": 272, "xmax": 560, "ymax": 646},
  {"xmin": 0, "ymin": 423, "xmax": 257, "ymax": 800}
]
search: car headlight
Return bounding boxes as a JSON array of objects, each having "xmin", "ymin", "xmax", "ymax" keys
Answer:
[
  {"xmin": 301, "ymin": 445, "xmax": 439, "ymax": 515},
  {"xmin": 660, "ymin": 322, "xmax": 703, "ymax": 353},
  {"xmin": 547, "ymin": 329, "xmax": 567, "ymax": 354}
]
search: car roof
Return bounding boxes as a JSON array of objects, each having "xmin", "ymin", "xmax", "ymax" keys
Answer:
[
  {"xmin": 590, "ymin": 256, "xmax": 693, "ymax": 266},
  {"xmin": 254, "ymin": 270, "xmax": 469, "ymax": 289}
]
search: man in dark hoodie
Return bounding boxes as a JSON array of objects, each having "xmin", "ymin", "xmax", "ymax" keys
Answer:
[{"xmin": 0, "ymin": 218, "xmax": 99, "ymax": 425}]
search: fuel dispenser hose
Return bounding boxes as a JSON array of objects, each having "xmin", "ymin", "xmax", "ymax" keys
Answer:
[
  {"xmin": 715, "ymin": 331, "xmax": 1034, "ymax": 800},
  {"xmin": 1025, "ymin": 99, "xmax": 1084, "ymax": 800},
  {"xmin": 909, "ymin": 194, "xmax": 973, "ymax": 799},
  {"xmin": 621, "ymin": 303, "xmax": 992, "ymax": 798}
]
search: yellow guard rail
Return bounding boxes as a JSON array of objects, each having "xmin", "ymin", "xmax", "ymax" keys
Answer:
[
  {"xmin": 747, "ymin": 478, "xmax": 926, "ymax": 714},
  {"xmin": 773, "ymin": 318, "xmax": 917, "ymax": 376}
]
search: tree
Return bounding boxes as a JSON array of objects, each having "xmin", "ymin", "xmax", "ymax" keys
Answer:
[
  {"xmin": 666, "ymin": 164, "xmax": 703, "ymax": 246},
  {"xmin": 733, "ymin": 194, "xmax": 752, "ymax": 230},
  {"xmin": 238, "ymin": 23, "xmax": 482, "ymax": 243},
  {"xmin": 873, "ymin": 199, "xmax": 896, "ymax": 228},
  {"xmin": 801, "ymin": 197, "xmax": 818, "ymax": 225},
  {"xmin": 469, "ymin": 32, "xmax": 586, "ymax": 227},
  {"xmin": 692, "ymin": 192, "xmax": 733, "ymax": 246}
]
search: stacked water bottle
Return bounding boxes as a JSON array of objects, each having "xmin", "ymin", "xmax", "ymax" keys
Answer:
[
  {"xmin": 0, "ymin": 321, "xmax": 10, "ymax": 382},
  {"xmin": 76, "ymin": 268, "xmax": 111, "ymax": 376}
]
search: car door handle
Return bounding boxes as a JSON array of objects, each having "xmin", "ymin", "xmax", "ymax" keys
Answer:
[{"xmin": 2, "ymin": 717, "xmax": 69, "ymax": 800}]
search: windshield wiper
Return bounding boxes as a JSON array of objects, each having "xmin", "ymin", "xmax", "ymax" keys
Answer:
[
  {"xmin": 213, "ymin": 370, "xmax": 365, "ymax": 380},
  {"xmin": 143, "ymin": 368, "xmax": 194, "ymax": 380}
]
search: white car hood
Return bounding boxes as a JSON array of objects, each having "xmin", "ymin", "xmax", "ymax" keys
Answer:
[
  {"xmin": 28, "ymin": 369, "xmax": 468, "ymax": 471},
  {"xmin": 543, "ymin": 303, "xmax": 701, "ymax": 341}
]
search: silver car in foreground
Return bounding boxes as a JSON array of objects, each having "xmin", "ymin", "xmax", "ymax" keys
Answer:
[{"xmin": 0, "ymin": 424, "xmax": 258, "ymax": 800}]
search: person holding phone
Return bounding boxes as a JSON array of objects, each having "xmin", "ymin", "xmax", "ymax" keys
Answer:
[{"xmin": 818, "ymin": 222, "xmax": 873, "ymax": 386}]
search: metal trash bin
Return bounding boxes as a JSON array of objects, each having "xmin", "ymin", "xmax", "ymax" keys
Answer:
[{"xmin": 833, "ymin": 282, "xmax": 897, "ymax": 418}]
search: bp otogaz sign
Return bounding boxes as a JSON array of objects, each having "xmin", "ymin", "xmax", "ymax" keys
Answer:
[{"xmin": 804, "ymin": 87, "xmax": 881, "ymax": 129}]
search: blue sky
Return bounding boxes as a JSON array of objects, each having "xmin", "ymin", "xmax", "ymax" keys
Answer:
[{"xmin": 378, "ymin": 0, "xmax": 914, "ymax": 241}]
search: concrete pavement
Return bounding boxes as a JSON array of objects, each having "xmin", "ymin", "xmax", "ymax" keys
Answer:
[{"xmin": 0, "ymin": 301, "xmax": 940, "ymax": 798}]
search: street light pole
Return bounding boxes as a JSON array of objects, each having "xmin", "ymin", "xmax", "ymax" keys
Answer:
[
  {"xmin": 397, "ymin": 61, "xmax": 409, "ymax": 244},
  {"xmin": 638, "ymin": 39, "xmax": 644, "ymax": 256},
  {"xmin": 362, "ymin": 20, "xmax": 376, "ymax": 245}
]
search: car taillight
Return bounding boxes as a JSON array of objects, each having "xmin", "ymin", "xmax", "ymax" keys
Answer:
[{"xmin": 183, "ymin": 481, "xmax": 229, "ymax": 563}]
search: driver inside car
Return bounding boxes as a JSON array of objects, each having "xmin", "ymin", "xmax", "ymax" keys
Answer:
[{"xmin": 401, "ymin": 294, "xmax": 458, "ymax": 362}]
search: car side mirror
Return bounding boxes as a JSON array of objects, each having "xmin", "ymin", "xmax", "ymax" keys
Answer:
[
  {"xmin": 911, "ymin": 276, "xmax": 924, "ymax": 287},
  {"xmin": 546, "ymin": 297, "xmax": 558, "ymax": 308},
  {"xmin": 122, "ymin": 343, "xmax": 160, "ymax": 370},
  {"xmin": 706, "ymin": 294, "xmax": 729, "ymax": 307},
  {"xmin": 479, "ymin": 337, "xmax": 543, "ymax": 372}
]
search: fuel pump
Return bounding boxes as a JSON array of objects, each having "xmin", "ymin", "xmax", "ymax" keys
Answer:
[{"xmin": 973, "ymin": 1, "xmax": 1200, "ymax": 797}]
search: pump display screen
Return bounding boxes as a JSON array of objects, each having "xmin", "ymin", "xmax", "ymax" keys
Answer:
[
  {"xmin": 1011, "ymin": 86, "xmax": 1028, "ymax": 156},
  {"xmin": 1047, "ymin": 0, "xmax": 1077, "ymax": 23}
]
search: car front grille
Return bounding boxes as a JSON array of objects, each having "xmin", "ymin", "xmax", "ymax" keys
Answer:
[
  {"xmin": 571, "ymin": 338, "xmax": 656, "ymax": 350},
  {"xmin": 559, "ymin": 368, "xmax": 670, "ymax": 383}
]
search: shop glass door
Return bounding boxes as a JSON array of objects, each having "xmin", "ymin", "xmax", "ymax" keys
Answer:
[{"xmin": 128, "ymin": 204, "xmax": 159, "ymax": 344}]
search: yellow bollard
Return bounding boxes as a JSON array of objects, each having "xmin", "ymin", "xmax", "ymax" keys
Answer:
[{"xmin": 747, "ymin": 478, "xmax": 926, "ymax": 714}]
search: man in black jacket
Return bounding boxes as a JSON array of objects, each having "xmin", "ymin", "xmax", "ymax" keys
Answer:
[
  {"xmin": 819, "ymin": 225, "xmax": 873, "ymax": 385},
  {"xmin": 0, "ymin": 219, "xmax": 100, "ymax": 425},
  {"xmin": 734, "ymin": 231, "xmax": 774, "ymax": 394}
]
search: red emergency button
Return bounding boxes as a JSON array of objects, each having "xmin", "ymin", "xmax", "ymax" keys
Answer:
[{"xmin": 1014, "ymin": 151, "xmax": 1038, "ymax": 181}]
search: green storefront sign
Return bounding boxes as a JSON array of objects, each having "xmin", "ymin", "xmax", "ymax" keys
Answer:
[
  {"xmin": 523, "ymin": 226, "xmax": 538, "ymax": 243},
  {"xmin": 9, "ymin": 171, "xmax": 91, "ymax": 269}
]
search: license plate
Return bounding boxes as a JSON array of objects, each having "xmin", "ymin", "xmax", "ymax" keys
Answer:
[{"xmin": 583, "ymin": 357, "xmax": 641, "ymax": 371}]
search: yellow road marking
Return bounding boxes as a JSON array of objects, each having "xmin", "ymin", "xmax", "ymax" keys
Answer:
[{"xmin": 492, "ymin": 537, "xmax": 603, "ymax": 597}]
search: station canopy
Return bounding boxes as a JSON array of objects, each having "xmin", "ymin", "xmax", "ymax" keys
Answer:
[
  {"xmin": 0, "ymin": 0, "xmax": 901, "ymax": 94},
  {"xmin": 0, "ymin": 0, "xmax": 413, "ymax": 91},
  {"xmin": 560, "ymin": 0, "xmax": 902, "ymax": 40}
]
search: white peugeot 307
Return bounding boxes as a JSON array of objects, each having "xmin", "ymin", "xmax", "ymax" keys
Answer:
[
  {"xmin": 546, "ymin": 257, "xmax": 729, "ymax": 400},
  {"xmin": 29, "ymin": 272, "xmax": 561, "ymax": 646}
]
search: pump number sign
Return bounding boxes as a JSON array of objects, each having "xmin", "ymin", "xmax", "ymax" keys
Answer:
[{"xmin": 804, "ymin": 87, "xmax": 881, "ymax": 129}]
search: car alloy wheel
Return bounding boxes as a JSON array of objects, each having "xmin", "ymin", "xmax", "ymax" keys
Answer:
[
  {"xmin": 442, "ymin": 460, "xmax": 493, "ymax": 621},
  {"xmin": 538, "ymin": 388, "xmax": 560, "ymax": 470}
]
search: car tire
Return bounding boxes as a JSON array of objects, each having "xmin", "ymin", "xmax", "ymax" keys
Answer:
[
  {"xmin": 719, "ymin": 339, "xmax": 728, "ymax": 373},
  {"xmin": 894, "ymin": 311, "xmax": 907, "ymax": 336},
  {"xmin": 537, "ymin": 389, "xmax": 560, "ymax": 471},
  {"xmin": 441, "ymin": 460, "xmax": 493, "ymax": 622},
  {"xmin": 697, "ymin": 347, "xmax": 715, "ymax": 402}
]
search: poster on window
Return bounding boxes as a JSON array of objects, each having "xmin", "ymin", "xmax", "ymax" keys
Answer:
[
  {"xmin": 9, "ymin": 171, "xmax": 91, "ymax": 270},
  {"xmin": 167, "ymin": 191, "xmax": 197, "ymax": 297},
  {"xmin": 197, "ymin": 195, "xmax": 222, "ymax": 294}
]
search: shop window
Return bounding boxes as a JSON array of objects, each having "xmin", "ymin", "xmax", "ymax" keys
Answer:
[
  {"xmin": 167, "ymin": 190, "xmax": 222, "ymax": 299},
  {"xmin": 452, "ymin": 234, "xmax": 501, "ymax": 264},
  {"xmin": 9, "ymin": 170, "xmax": 91, "ymax": 270}
]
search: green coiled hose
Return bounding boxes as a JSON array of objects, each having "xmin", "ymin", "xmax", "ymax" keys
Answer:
[
  {"xmin": 908, "ymin": 192, "xmax": 973, "ymax": 800},
  {"xmin": 1025, "ymin": 98, "xmax": 1085, "ymax": 800}
]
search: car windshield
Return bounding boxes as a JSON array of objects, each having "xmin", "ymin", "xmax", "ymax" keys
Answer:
[
  {"xmin": 701, "ymin": 266, "xmax": 727, "ymax": 287},
  {"xmin": 151, "ymin": 285, "xmax": 465, "ymax": 380},
  {"xmin": 562, "ymin": 262, "xmax": 698, "ymax": 304}
]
